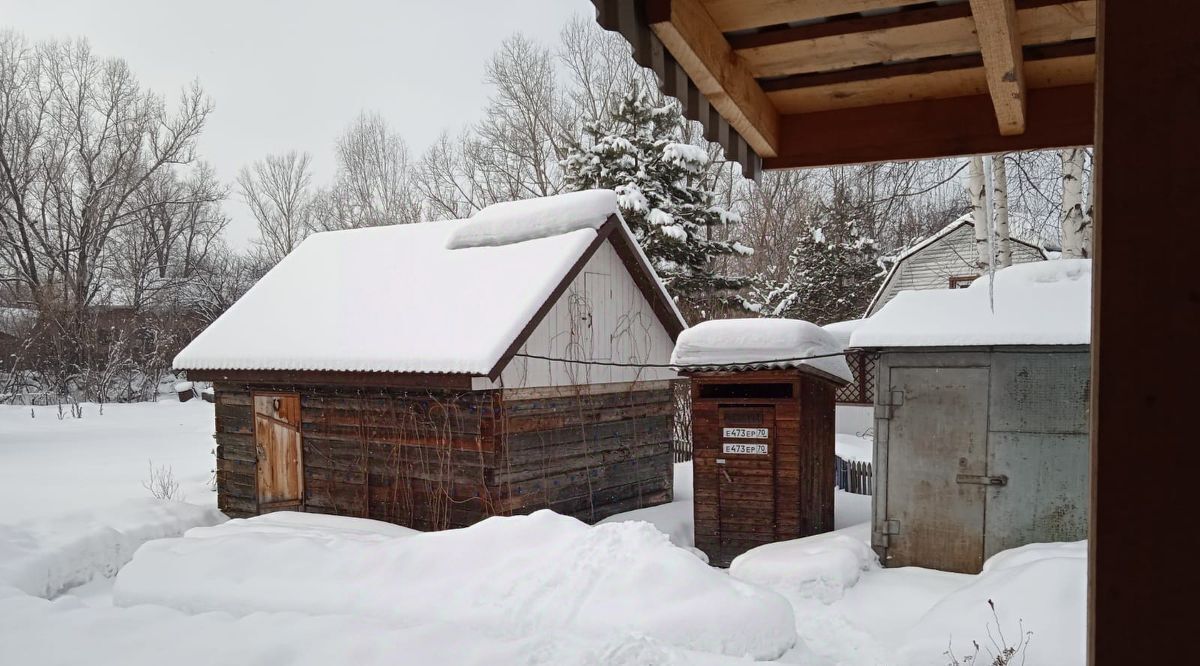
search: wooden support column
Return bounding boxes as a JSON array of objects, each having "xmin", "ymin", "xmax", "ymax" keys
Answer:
[
  {"xmin": 1091, "ymin": 1, "xmax": 1200, "ymax": 663},
  {"xmin": 969, "ymin": 0, "xmax": 1027, "ymax": 134}
]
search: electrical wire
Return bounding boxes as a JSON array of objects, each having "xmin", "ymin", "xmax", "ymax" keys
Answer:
[
  {"xmin": 513, "ymin": 350, "xmax": 854, "ymax": 370},
  {"xmin": 513, "ymin": 345, "xmax": 1083, "ymax": 370}
]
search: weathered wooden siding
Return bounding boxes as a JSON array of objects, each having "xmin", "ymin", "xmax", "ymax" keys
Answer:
[
  {"xmin": 214, "ymin": 382, "xmax": 498, "ymax": 529},
  {"xmin": 691, "ymin": 370, "xmax": 839, "ymax": 567},
  {"xmin": 867, "ymin": 223, "xmax": 1045, "ymax": 316},
  {"xmin": 492, "ymin": 382, "xmax": 675, "ymax": 523},
  {"xmin": 500, "ymin": 241, "xmax": 677, "ymax": 388},
  {"xmin": 213, "ymin": 380, "xmax": 675, "ymax": 530},
  {"xmin": 872, "ymin": 347, "xmax": 1091, "ymax": 573}
]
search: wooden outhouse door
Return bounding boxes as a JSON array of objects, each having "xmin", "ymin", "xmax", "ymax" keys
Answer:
[
  {"xmin": 716, "ymin": 405, "xmax": 777, "ymax": 556},
  {"xmin": 883, "ymin": 367, "xmax": 990, "ymax": 573},
  {"xmin": 253, "ymin": 392, "xmax": 303, "ymax": 510}
]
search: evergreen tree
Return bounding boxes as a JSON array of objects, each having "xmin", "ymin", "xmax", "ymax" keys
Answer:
[
  {"xmin": 561, "ymin": 85, "xmax": 751, "ymax": 319},
  {"xmin": 744, "ymin": 214, "xmax": 883, "ymax": 325}
]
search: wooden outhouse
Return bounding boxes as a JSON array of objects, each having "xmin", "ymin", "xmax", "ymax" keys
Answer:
[
  {"xmin": 672, "ymin": 319, "xmax": 852, "ymax": 566},
  {"xmin": 852, "ymin": 260, "xmax": 1092, "ymax": 574},
  {"xmin": 175, "ymin": 190, "xmax": 686, "ymax": 531}
]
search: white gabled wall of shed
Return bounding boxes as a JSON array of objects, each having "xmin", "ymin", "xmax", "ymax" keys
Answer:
[{"xmin": 499, "ymin": 239, "xmax": 678, "ymax": 388}]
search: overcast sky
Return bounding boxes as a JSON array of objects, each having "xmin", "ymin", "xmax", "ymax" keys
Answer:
[{"xmin": 0, "ymin": 0, "xmax": 593, "ymax": 246}]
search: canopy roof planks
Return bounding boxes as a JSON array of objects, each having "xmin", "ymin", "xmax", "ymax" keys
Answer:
[{"xmin": 593, "ymin": 0, "xmax": 1095, "ymax": 176}]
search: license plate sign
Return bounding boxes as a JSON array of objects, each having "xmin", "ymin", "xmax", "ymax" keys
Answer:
[
  {"xmin": 722, "ymin": 427, "xmax": 768, "ymax": 439},
  {"xmin": 722, "ymin": 442, "xmax": 768, "ymax": 455}
]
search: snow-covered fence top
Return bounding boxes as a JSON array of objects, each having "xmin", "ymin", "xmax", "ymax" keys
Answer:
[
  {"xmin": 851, "ymin": 259, "xmax": 1092, "ymax": 348},
  {"xmin": 670, "ymin": 318, "xmax": 853, "ymax": 383},
  {"xmin": 174, "ymin": 190, "xmax": 680, "ymax": 376}
]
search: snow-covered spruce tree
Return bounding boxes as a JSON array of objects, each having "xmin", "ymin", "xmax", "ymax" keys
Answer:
[
  {"xmin": 743, "ymin": 213, "xmax": 883, "ymax": 325},
  {"xmin": 561, "ymin": 86, "xmax": 751, "ymax": 319}
]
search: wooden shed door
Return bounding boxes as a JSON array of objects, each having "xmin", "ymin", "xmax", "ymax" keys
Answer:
[
  {"xmin": 716, "ymin": 405, "xmax": 777, "ymax": 557},
  {"xmin": 884, "ymin": 367, "xmax": 989, "ymax": 573},
  {"xmin": 253, "ymin": 393, "xmax": 303, "ymax": 510}
]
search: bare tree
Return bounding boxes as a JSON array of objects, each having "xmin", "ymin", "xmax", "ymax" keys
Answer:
[
  {"xmin": 238, "ymin": 151, "xmax": 315, "ymax": 264},
  {"xmin": 314, "ymin": 111, "xmax": 422, "ymax": 230},
  {"xmin": 968, "ymin": 156, "xmax": 991, "ymax": 270},
  {"xmin": 1060, "ymin": 147, "xmax": 1091, "ymax": 258},
  {"xmin": 111, "ymin": 163, "xmax": 228, "ymax": 309},
  {"xmin": 0, "ymin": 34, "xmax": 213, "ymax": 313},
  {"xmin": 994, "ymin": 154, "xmax": 1012, "ymax": 268}
]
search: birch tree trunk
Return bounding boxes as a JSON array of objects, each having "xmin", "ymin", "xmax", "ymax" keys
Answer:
[
  {"xmin": 993, "ymin": 154, "xmax": 1012, "ymax": 268},
  {"xmin": 968, "ymin": 156, "xmax": 990, "ymax": 271},
  {"xmin": 1060, "ymin": 147, "xmax": 1088, "ymax": 258},
  {"xmin": 1083, "ymin": 150, "xmax": 1095, "ymax": 257}
]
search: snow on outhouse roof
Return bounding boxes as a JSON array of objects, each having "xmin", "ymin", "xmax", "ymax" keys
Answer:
[
  {"xmin": 851, "ymin": 259, "xmax": 1092, "ymax": 348},
  {"xmin": 670, "ymin": 318, "xmax": 853, "ymax": 383},
  {"xmin": 175, "ymin": 190, "xmax": 685, "ymax": 376}
]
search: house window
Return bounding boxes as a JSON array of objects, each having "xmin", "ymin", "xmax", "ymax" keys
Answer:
[{"xmin": 949, "ymin": 275, "xmax": 977, "ymax": 289}]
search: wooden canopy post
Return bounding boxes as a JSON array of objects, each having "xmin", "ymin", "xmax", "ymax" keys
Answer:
[{"xmin": 1091, "ymin": 1, "xmax": 1200, "ymax": 663}]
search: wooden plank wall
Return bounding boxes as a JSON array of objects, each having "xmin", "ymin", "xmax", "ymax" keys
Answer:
[
  {"xmin": 213, "ymin": 381, "xmax": 675, "ymax": 530},
  {"xmin": 493, "ymin": 385, "xmax": 675, "ymax": 523},
  {"xmin": 691, "ymin": 371, "xmax": 837, "ymax": 566},
  {"xmin": 214, "ymin": 382, "xmax": 499, "ymax": 530}
]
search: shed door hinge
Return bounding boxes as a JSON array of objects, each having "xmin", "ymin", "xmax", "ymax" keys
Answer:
[{"xmin": 883, "ymin": 519, "xmax": 901, "ymax": 535}]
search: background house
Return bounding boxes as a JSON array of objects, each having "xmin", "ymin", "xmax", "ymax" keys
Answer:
[
  {"xmin": 865, "ymin": 216, "xmax": 1046, "ymax": 317},
  {"xmin": 852, "ymin": 259, "xmax": 1091, "ymax": 574},
  {"xmin": 175, "ymin": 190, "xmax": 685, "ymax": 530}
]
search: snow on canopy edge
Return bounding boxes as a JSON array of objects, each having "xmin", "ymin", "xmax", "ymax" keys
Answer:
[
  {"xmin": 851, "ymin": 259, "xmax": 1092, "ymax": 348},
  {"xmin": 670, "ymin": 318, "xmax": 853, "ymax": 383},
  {"xmin": 445, "ymin": 189, "xmax": 618, "ymax": 249}
]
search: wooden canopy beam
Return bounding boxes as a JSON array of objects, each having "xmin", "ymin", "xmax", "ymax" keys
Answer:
[
  {"xmin": 970, "ymin": 0, "xmax": 1028, "ymax": 134},
  {"xmin": 646, "ymin": 0, "xmax": 780, "ymax": 157},
  {"xmin": 701, "ymin": 0, "xmax": 913, "ymax": 32},
  {"xmin": 766, "ymin": 83, "xmax": 1093, "ymax": 169}
]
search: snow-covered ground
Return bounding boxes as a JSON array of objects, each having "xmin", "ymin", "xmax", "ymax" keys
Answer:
[{"xmin": 0, "ymin": 401, "xmax": 1086, "ymax": 665}]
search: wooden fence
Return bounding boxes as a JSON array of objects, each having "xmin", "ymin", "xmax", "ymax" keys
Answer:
[{"xmin": 835, "ymin": 456, "xmax": 873, "ymax": 495}]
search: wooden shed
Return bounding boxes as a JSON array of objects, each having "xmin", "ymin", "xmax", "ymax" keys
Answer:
[
  {"xmin": 175, "ymin": 190, "xmax": 686, "ymax": 531},
  {"xmin": 852, "ymin": 260, "xmax": 1091, "ymax": 573},
  {"xmin": 671, "ymin": 319, "xmax": 852, "ymax": 566}
]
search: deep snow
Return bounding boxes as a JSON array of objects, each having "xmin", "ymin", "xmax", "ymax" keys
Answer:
[
  {"xmin": 852, "ymin": 259, "xmax": 1091, "ymax": 348},
  {"xmin": 0, "ymin": 400, "xmax": 1087, "ymax": 665}
]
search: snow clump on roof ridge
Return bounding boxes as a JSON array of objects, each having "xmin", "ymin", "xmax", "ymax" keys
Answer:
[{"xmin": 445, "ymin": 189, "xmax": 618, "ymax": 249}]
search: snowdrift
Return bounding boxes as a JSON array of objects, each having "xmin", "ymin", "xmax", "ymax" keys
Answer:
[
  {"xmin": 0, "ymin": 499, "xmax": 224, "ymax": 599},
  {"xmin": 114, "ymin": 509, "xmax": 797, "ymax": 660},
  {"xmin": 899, "ymin": 540, "xmax": 1087, "ymax": 665},
  {"xmin": 728, "ymin": 526, "xmax": 878, "ymax": 603}
]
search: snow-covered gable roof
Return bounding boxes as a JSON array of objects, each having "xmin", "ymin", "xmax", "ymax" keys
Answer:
[
  {"xmin": 670, "ymin": 318, "xmax": 853, "ymax": 384},
  {"xmin": 175, "ymin": 190, "xmax": 686, "ymax": 377},
  {"xmin": 864, "ymin": 215, "xmax": 1048, "ymax": 317},
  {"xmin": 851, "ymin": 259, "xmax": 1091, "ymax": 348}
]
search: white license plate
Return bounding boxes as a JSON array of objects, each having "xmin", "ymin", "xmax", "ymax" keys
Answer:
[
  {"xmin": 722, "ymin": 443, "xmax": 768, "ymax": 455},
  {"xmin": 722, "ymin": 427, "xmax": 768, "ymax": 439}
]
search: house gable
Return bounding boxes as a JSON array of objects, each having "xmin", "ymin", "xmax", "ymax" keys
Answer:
[
  {"xmin": 866, "ymin": 218, "xmax": 1046, "ymax": 317},
  {"xmin": 492, "ymin": 219, "xmax": 683, "ymax": 388}
]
